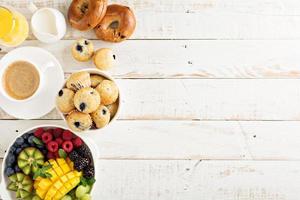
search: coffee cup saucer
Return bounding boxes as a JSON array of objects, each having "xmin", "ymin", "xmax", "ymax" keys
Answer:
[{"xmin": 0, "ymin": 46, "xmax": 64, "ymax": 119}]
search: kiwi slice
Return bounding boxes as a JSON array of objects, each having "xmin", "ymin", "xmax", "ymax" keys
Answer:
[
  {"xmin": 7, "ymin": 173, "xmax": 33, "ymax": 199},
  {"xmin": 17, "ymin": 147, "xmax": 44, "ymax": 175}
]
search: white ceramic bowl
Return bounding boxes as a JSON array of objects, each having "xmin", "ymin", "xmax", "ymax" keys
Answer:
[
  {"xmin": 57, "ymin": 68, "xmax": 121, "ymax": 133},
  {"xmin": 0, "ymin": 124, "xmax": 99, "ymax": 200}
]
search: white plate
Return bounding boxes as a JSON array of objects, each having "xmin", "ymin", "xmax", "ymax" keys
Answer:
[{"xmin": 0, "ymin": 47, "xmax": 64, "ymax": 119}]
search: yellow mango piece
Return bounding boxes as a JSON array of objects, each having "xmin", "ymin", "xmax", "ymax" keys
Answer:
[
  {"xmin": 74, "ymin": 170, "xmax": 82, "ymax": 177},
  {"xmin": 61, "ymin": 163, "xmax": 71, "ymax": 173},
  {"xmin": 53, "ymin": 180, "xmax": 63, "ymax": 189},
  {"xmin": 70, "ymin": 177, "xmax": 80, "ymax": 187},
  {"xmin": 60, "ymin": 175, "xmax": 68, "ymax": 183},
  {"xmin": 66, "ymin": 171, "xmax": 75, "ymax": 179},
  {"xmin": 66, "ymin": 158, "xmax": 74, "ymax": 170},
  {"xmin": 54, "ymin": 166, "xmax": 64, "ymax": 176},
  {"xmin": 54, "ymin": 191, "xmax": 64, "ymax": 200},
  {"xmin": 56, "ymin": 158, "xmax": 67, "ymax": 166},
  {"xmin": 46, "ymin": 186, "xmax": 57, "ymax": 198},
  {"xmin": 38, "ymin": 179, "xmax": 52, "ymax": 190},
  {"xmin": 48, "ymin": 159, "xmax": 59, "ymax": 169},
  {"xmin": 59, "ymin": 185, "xmax": 68, "ymax": 195},
  {"xmin": 64, "ymin": 182, "xmax": 73, "ymax": 190},
  {"xmin": 48, "ymin": 169, "xmax": 58, "ymax": 182},
  {"xmin": 36, "ymin": 189, "xmax": 47, "ymax": 199}
]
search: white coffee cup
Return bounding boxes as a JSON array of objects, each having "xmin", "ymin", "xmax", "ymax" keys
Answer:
[
  {"xmin": 28, "ymin": 1, "xmax": 66, "ymax": 43},
  {"xmin": 0, "ymin": 58, "xmax": 54, "ymax": 102}
]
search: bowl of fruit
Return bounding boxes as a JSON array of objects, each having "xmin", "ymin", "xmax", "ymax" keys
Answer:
[{"xmin": 0, "ymin": 125, "xmax": 97, "ymax": 200}]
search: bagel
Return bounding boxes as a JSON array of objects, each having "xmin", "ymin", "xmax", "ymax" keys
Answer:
[
  {"xmin": 68, "ymin": 0, "xmax": 107, "ymax": 31},
  {"xmin": 94, "ymin": 4, "xmax": 136, "ymax": 42}
]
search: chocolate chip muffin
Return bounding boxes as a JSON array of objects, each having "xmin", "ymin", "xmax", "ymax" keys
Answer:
[
  {"xmin": 71, "ymin": 38, "xmax": 94, "ymax": 62},
  {"xmin": 56, "ymin": 88, "xmax": 75, "ymax": 114},
  {"xmin": 91, "ymin": 105, "xmax": 111, "ymax": 128},
  {"xmin": 96, "ymin": 80, "xmax": 119, "ymax": 105},
  {"xmin": 66, "ymin": 111, "xmax": 93, "ymax": 132},
  {"xmin": 66, "ymin": 71, "xmax": 91, "ymax": 91},
  {"xmin": 74, "ymin": 87, "xmax": 101, "ymax": 113}
]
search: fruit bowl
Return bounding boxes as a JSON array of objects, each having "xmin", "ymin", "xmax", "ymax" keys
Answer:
[
  {"xmin": 56, "ymin": 68, "xmax": 121, "ymax": 133},
  {"xmin": 0, "ymin": 125, "xmax": 98, "ymax": 200}
]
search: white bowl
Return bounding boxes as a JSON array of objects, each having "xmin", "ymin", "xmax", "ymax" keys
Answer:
[
  {"xmin": 0, "ymin": 124, "xmax": 99, "ymax": 200},
  {"xmin": 57, "ymin": 68, "xmax": 121, "ymax": 133}
]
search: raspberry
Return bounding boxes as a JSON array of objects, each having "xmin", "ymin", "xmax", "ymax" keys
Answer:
[
  {"xmin": 62, "ymin": 141, "xmax": 73, "ymax": 153},
  {"xmin": 41, "ymin": 132, "xmax": 53, "ymax": 143},
  {"xmin": 62, "ymin": 130, "xmax": 73, "ymax": 141},
  {"xmin": 47, "ymin": 141, "xmax": 59, "ymax": 153},
  {"xmin": 55, "ymin": 138, "xmax": 63, "ymax": 146},
  {"xmin": 72, "ymin": 137, "xmax": 83, "ymax": 148},
  {"xmin": 46, "ymin": 129, "xmax": 54, "ymax": 134},
  {"xmin": 47, "ymin": 151, "xmax": 55, "ymax": 159},
  {"xmin": 53, "ymin": 128, "xmax": 63, "ymax": 138},
  {"xmin": 34, "ymin": 128, "xmax": 44, "ymax": 138}
]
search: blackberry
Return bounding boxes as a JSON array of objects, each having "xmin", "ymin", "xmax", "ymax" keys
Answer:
[
  {"xmin": 69, "ymin": 151, "xmax": 80, "ymax": 162},
  {"xmin": 83, "ymin": 166, "xmax": 95, "ymax": 178},
  {"xmin": 74, "ymin": 157, "xmax": 89, "ymax": 171},
  {"xmin": 76, "ymin": 144, "xmax": 92, "ymax": 158}
]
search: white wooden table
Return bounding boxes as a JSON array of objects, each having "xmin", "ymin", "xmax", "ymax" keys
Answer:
[{"xmin": 1, "ymin": 0, "xmax": 300, "ymax": 199}]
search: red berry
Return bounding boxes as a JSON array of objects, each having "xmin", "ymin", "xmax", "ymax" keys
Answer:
[
  {"xmin": 46, "ymin": 129, "xmax": 54, "ymax": 134},
  {"xmin": 47, "ymin": 152, "xmax": 55, "ymax": 159},
  {"xmin": 62, "ymin": 141, "xmax": 73, "ymax": 153},
  {"xmin": 55, "ymin": 138, "xmax": 63, "ymax": 146},
  {"xmin": 41, "ymin": 132, "xmax": 53, "ymax": 143},
  {"xmin": 62, "ymin": 130, "xmax": 73, "ymax": 141},
  {"xmin": 54, "ymin": 151, "xmax": 59, "ymax": 158},
  {"xmin": 34, "ymin": 128, "xmax": 44, "ymax": 138},
  {"xmin": 47, "ymin": 141, "xmax": 59, "ymax": 153},
  {"xmin": 72, "ymin": 137, "xmax": 83, "ymax": 148},
  {"xmin": 53, "ymin": 128, "xmax": 63, "ymax": 138}
]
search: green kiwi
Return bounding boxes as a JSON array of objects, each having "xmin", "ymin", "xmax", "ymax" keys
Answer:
[
  {"xmin": 7, "ymin": 173, "xmax": 33, "ymax": 199},
  {"xmin": 17, "ymin": 147, "xmax": 44, "ymax": 175}
]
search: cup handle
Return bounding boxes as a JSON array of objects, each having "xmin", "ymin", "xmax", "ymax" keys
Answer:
[{"xmin": 27, "ymin": 0, "xmax": 38, "ymax": 13}]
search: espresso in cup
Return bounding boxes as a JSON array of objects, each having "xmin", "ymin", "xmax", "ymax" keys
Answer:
[{"xmin": 2, "ymin": 60, "xmax": 40, "ymax": 100}]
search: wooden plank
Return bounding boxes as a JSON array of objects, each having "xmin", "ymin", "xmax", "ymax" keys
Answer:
[
  {"xmin": 1, "ymin": 120, "xmax": 300, "ymax": 160},
  {"xmin": 1, "ymin": 159, "xmax": 300, "ymax": 199},
  {"xmin": 2, "ymin": 0, "xmax": 300, "ymax": 39},
  {"xmin": 3, "ymin": 40, "xmax": 300, "ymax": 79},
  {"xmin": 1, "ymin": 79, "xmax": 300, "ymax": 120}
]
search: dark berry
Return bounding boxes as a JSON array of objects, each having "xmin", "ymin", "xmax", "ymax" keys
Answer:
[
  {"xmin": 9, "ymin": 146, "xmax": 16, "ymax": 153},
  {"xmin": 14, "ymin": 165, "xmax": 21, "ymax": 173},
  {"xmin": 41, "ymin": 132, "xmax": 53, "ymax": 143},
  {"xmin": 27, "ymin": 135, "xmax": 35, "ymax": 145},
  {"xmin": 5, "ymin": 167, "xmax": 14, "ymax": 176},
  {"xmin": 76, "ymin": 45, "xmax": 83, "ymax": 52},
  {"xmin": 74, "ymin": 157, "xmax": 89, "ymax": 171},
  {"xmin": 58, "ymin": 90, "xmax": 63, "ymax": 96},
  {"xmin": 76, "ymin": 144, "xmax": 92, "ymax": 158},
  {"xmin": 15, "ymin": 148, "xmax": 22, "ymax": 155},
  {"xmin": 79, "ymin": 103, "xmax": 86, "ymax": 111},
  {"xmin": 62, "ymin": 130, "xmax": 73, "ymax": 141},
  {"xmin": 21, "ymin": 143, "xmax": 29, "ymax": 148},
  {"xmin": 15, "ymin": 137, "xmax": 24, "ymax": 146},
  {"xmin": 83, "ymin": 166, "xmax": 95, "ymax": 178},
  {"xmin": 6, "ymin": 155, "xmax": 16, "ymax": 166},
  {"xmin": 22, "ymin": 133, "xmax": 30, "ymax": 140},
  {"xmin": 69, "ymin": 151, "xmax": 80, "ymax": 161}
]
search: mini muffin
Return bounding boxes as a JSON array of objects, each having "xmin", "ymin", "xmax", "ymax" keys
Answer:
[
  {"xmin": 74, "ymin": 87, "xmax": 101, "ymax": 113},
  {"xmin": 96, "ymin": 80, "xmax": 119, "ymax": 105},
  {"xmin": 66, "ymin": 111, "xmax": 92, "ymax": 132},
  {"xmin": 71, "ymin": 38, "xmax": 94, "ymax": 62},
  {"xmin": 107, "ymin": 102, "xmax": 118, "ymax": 118},
  {"xmin": 93, "ymin": 48, "xmax": 116, "ymax": 70},
  {"xmin": 56, "ymin": 88, "xmax": 75, "ymax": 114},
  {"xmin": 66, "ymin": 71, "xmax": 91, "ymax": 91},
  {"xmin": 91, "ymin": 75, "xmax": 105, "ymax": 88},
  {"xmin": 91, "ymin": 105, "xmax": 111, "ymax": 128}
]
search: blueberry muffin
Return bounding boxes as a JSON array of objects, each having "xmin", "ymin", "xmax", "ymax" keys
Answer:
[
  {"xmin": 91, "ymin": 105, "xmax": 111, "ymax": 128},
  {"xmin": 66, "ymin": 111, "xmax": 92, "ymax": 132},
  {"xmin": 74, "ymin": 87, "xmax": 100, "ymax": 113},
  {"xmin": 71, "ymin": 38, "xmax": 94, "ymax": 62},
  {"xmin": 107, "ymin": 102, "xmax": 118, "ymax": 118},
  {"xmin": 56, "ymin": 88, "xmax": 75, "ymax": 114},
  {"xmin": 90, "ymin": 75, "xmax": 105, "ymax": 88},
  {"xmin": 66, "ymin": 71, "xmax": 91, "ymax": 91},
  {"xmin": 96, "ymin": 80, "xmax": 119, "ymax": 105},
  {"xmin": 93, "ymin": 48, "xmax": 116, "ymax": 70}
]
